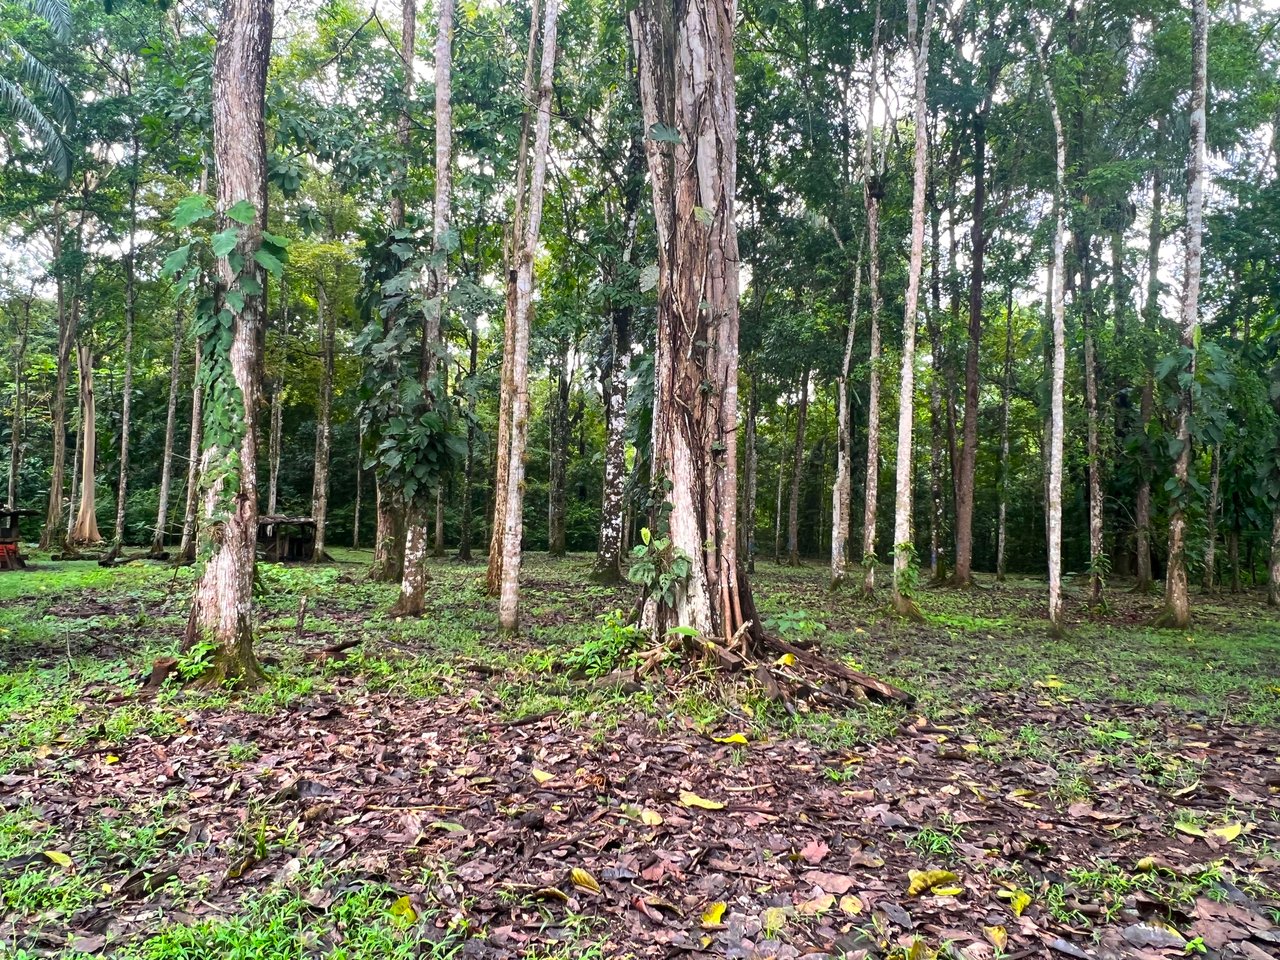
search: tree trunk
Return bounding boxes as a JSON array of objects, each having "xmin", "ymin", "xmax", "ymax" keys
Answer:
[
  {"xmin": 151, "ymin": 307, "xmax": 185, "ymax": 555},
  {"xmin": 395, "ymin": 0, "xmax": 455, "ymax": 616},
  {"xmin": 7, "ymin": 295, "xmax": 31, "ymax": 509},
  {"xmin": 1202, "ymin": 443, "xmax": 1219, "ymax": 592},
  {"xmin": 1269, "ymin": 507, "xmax": 1280, "ymax": 606},
  {"xmin": 1043, "ymin": 49, "xmax": 1068, "ymax": 634},
  {"xmin": 1159, "ymin": 0, "xmax": 1206, "ymax": 629},
  {"xmin": 310, "ymin": 282, "xmax": 334, "ymax": 560},
  {"xmin": 496, "ymin": 0, "xmax": 557, "ymax": 631},
  {"xmin": 927, "ymin": 180, "xmax": 946, "ymax": 582},
  {"xmin": 353, "ymin": 424, "xmax": 363, "ymax": 548},
  {"xmin": 597, "ymin": 315, "xmax": 629, "ymax": 579},
  {"xmin": 114, "ymin": 149, "xmax": 140, "ymax": 545},
  {"xmin": 71, "ymin": 341, "xmax": 102, "ymax": 544},
  {"xmin": 42, "ymin": 240, "xmax": 73, "ymax": 550},
  {"xmin": 859, "ymin": 15, "xmax": 885, "ymax": 594},
  {"xmin": 267, "ymin": 381, "xmax": 282, "ymax": 515},
  {"xmin": 632, "ymin": 0, "xmax": 756, "ymax": 646},
  {"xmin": 547, "ymin": 344, "xmax": 570, "ymax": 557},
  {"xmin": 743, "ymin": 370, "xmax": 758, "ymax": 574},
  {"xmin": 996, "ymin": 286, "xmax": 1013, "ymax": 582},
  {"xmin": 488, "ymin": 0, "xmax": 542, "ymax": 595},
  {"xmin": 786, "ymin": 366, "xmax": 809, "ymax": 566},
  {"xmin": 831, "ymin": 235, "xmax": 865, "ymax": 588},
  {"xmin": 1134, "ymin": 166, "xmax": 1161, "ymax": 593},
  {"xmin": 1080, "ymin": 246, "xmax": 1105, "ymax": 607},
  {"xmin": 185, "ymin": 0, "xmax": 274, "ymax": 686},
  {"xmin": 178, "ymin": 345, "xmax": 204, "ymax": 563},
  {"xmin": 890, "ymin": 0, "xmax": 937, "ymax": 619},
  {"xmin": 458, "ymin": 320, "xmax": 477, "ymax": 560}
]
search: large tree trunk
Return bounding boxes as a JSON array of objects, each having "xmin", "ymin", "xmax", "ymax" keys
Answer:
[
  {"xmin": 310, "ymin": 282, "xmax": 334, "ymax": 560},
  {"xmin": 785, "ymin": 366, "xmax": 809, "ymax": 566},
  {"xmin": 71, "ymin": 341, "xmax": 102, "ymax": 544},
  {"xmin": 631, "ymin": 0, "xmax": 756, "ymax": 646},
  {"xmin": 178, "ymin": 345, "xmax": 204, "ymax": 563},
  {"xmin": 1159, "ymin": 0, "xmax": 1206, "ymax": 629},
  {"xmin": 185, "ymin": 0, "xmax": 274, "ymax": 686},
  {"xmin": 496, "ymin": 0, "xmax": 558, "ymax": 631},
  {"xmin": 7, "ymin": 294, "xmax": 31, "ymax": 509},
  {"xmin": 487, "ymin": 0, "xmax": 542, "ymax": 594},
  {"xmin": 1043, "ymin": 50, "xmax": 1067, "ymax": 634},
  {"xmin": 889, "ymin": 0, "xmax": 937, "ymax": 618},
  {"xmin": 547, "ymin": 344, "xmax": 570, "ymax": 557},
  {"xmin": 996, "ymin": 287, "xmax": 1013, "ymax": 582},
  {"xmin": 1134, "ymin": 165, "xmax": 1161, "ymax": 593},
  {"xmin": 114, "ymin": 150, "xmax": 140, "ymax": 545},
  {"xmin": 395, "ymin": 0, "xmax": 455, "ymax": 616},
  {"xmin": 42, "ymin": 233, "xmax": 73, "ymax": 550},
  {"xmin": 151, "ymin": 307, "xmax": 185, "ymax": 555}
]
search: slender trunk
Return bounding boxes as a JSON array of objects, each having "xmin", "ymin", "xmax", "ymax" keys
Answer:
[
  {"xmin": 1268, "ymin": 507, "xmax": 1279, "ymax": 606},
  {"xmin": 497, "ymin": 0, "xmax": 558, "ymax": 631},
  {"xmin": 353, "ymin": 425, "xmax": 363, "ymax": 548},
  {"xmin": 928, "ymin": 183, "xmax": 945, "ymax": 581},
  {"xmin": 786, "ymin": 366, "xmax": 809, "ymax": 566},
  {"xmin": 267, "ymin": 381, "xmax": 282, "ymax": 515},
  {"xmin": 7, "ymin": 297, "xmax": 31, "ymax": 509},
  {"xmin": 396, "ymin": 0, "xmax": 455, "ymax": 615},
  {"xmin": 310, "ymin": 283, "xmax": 334, "ymax": 560},
  {"xmin": 114, "ymin": 151, "xmax": 140, "ymax": 545},
  {"xmin": 1228, "ymin": 521, "xmax": 1239, "ymax": 593},
  {"xmin": 597, "ymin": 316, "xmax": 629, "ymax": 579},
  {"xmin": 72, "ymin": 341, "xmax": 102, "ymax": 544},
  {"xmin": 151, "ymin": 307, "xmax": 185, "ymax": 555},
  {"xmin": 547, "ymin": 344, "xmax": 570, "ymax": 557},
  {"xmin": 42, "ymin": 248, "xmax": 72, "ymax": 550},
  {"xmin": 996, "ymin": 287, "xmax": 1014, "ymax": 582},
  {"xmin": 890, "ymin": 0, "xmax": 937, "ymax": 618},
  {"xmin": 1043, "ymin": 49, "xmax": 1068, "ymax": 633},
  {"xmin": 458, "ymin": 321, "xmax": 477, "ymax": 560},
  {"xmin": 179, "ymin": 345, "xmax": 204, "ymax": 563},
  {"xmin": 1202, "ymin": 444, "xmax": 1220, "ymax": 591},
  {"xmin": 743, "ymin": 370, "xmax": 758, "ymax": 575},
  {"xmin": 1080, "ymin": 247, "xmax": 1105, "ymax": 607},
  {"xmin": 831, "ymin": 235, "xmax": 865, "ymax": 588},
  {"xmin": 186, "ymin": 0, "xmax": 274, "ymax": 687},
  {"xmin": 1134, "ymin": 165, "xmax": 1161, "ymax": 593},
  {"xmin": 1160, "ymin": 0, "xmax": 1206, "ymax": 629},
  {"xmin": 488, "ymin": 0, "xmax": 543, "ymax": 594},
  {"xmin": 433, "ymin": 484, "xmax": 445, "ymax": 557}
]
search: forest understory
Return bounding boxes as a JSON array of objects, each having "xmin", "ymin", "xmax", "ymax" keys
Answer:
[{"xmin": 1, "ymin": 554, "xmax": 1277, "ymax": 960}]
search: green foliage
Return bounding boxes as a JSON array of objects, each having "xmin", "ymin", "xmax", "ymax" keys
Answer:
[
  {"xmin": 563, "ymin": 610, "xmax": 644, "ymax": 678},
  {"xmin": 626, "ymin": 526, "xmax": 692, "ymax": 609}
]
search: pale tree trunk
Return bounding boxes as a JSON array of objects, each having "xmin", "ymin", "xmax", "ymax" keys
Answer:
[
  {"xmin": 488, "ymin": 0, "xmax": 542, "ymax": 594},
  {"xmin": 178, "ymin": 346, "xmax": 203, "ymax": 563},
  {"xmin": 1160, "ymin": 0, "xmax": 1206, "ymax": 629},
  {"xmin": 458, "ymin": 320, "xmax": 477, "ymax": 560},
  {"xmin": 743, "ymin": 370, "xmax": 758, "ymax": 574},
  {"xmin": 71, "ymin": 341, "xmax": 102, "ymax": 544},
  {"xmin": 1076, "ymin": 240, "xmax": 1106, "ymax": 608},
  {"xmin": 186, "ymin": 0, "xmax": 274, "ymax": 686},
  {"xmin": 1268, "ymin": 507, "xmax": 1280, "ymax": 606},
  {"xmin": 396, "ymin": 0, "xmax": 455, "ymax": 616},
  {"xmin": 373, "ymin": 0, "xmax": 418, "ymax": 582},
  {"xmin": 547, "ymin": 345, "xmax": 570, "ymax": 556},
  {"xmin": 996, "ymin": 286, "xmax": 1013, "ymax": 582},
  {"xmin": 433, "ymin": 485, "xmax": 445, "ymax": 557},
  {"xmin": 1042, "ymin": 49, "xmax": 1068, "ymax": 634},
  {"xmin": 310, "ymin": 282, "xmax": 334, "ymax": 560},
  {"xmin": 353, "ymin": 425, "xmax": 362, "ymax": 548},
  {"xmin": 773, "ymin": 451, "xmax": 786, "ymax": 564},
  {"xmin": 68, "ymin": 389, "xmax": 81, "ymax": 538},
  {"xmin": 786, "ymin": 366, "xmax": 809, "ymax": 566},
  {"xmin": 596, "ymin": 317, "xmax": 629, "ymax": 580},
  {"xmin": 7, "ymin": 294, "xmax": 32, "ymax": 509},
  {"xmin": 1134, "ymin": 165, "xmax": 1161, "ymax": 592},
  {"xmin": 859, "ymin": 2, "xmax": 885, "ymax": 596},
  {"xmin": 114, "ymin": 147, "xmax": 140, "ymax": 545},
  {"xmin": 831, "ymin": 235, "xmax": 865, "ymax": 588},
  {"xmin": 267, "ymin": 381, "xmax": 282, "ymax": 515},
  {"xmin": 890, "ymin": 0, "xmax": 937, "ymax": 618},
  {"xmin": 1202, "ymin": 444, "xmax": 1219, "ymax": 591},
  {"xmin": 927, "ymin": 182, "xmax": 946, "ymax": 581},
  {"xmin": 42, "ymin": 226, "xmax": 73, "ymax": 550},
  {"xmin": 631, "ymin": 0, "xmax": 757, "ymax": 646},
  {"xmin": 497, "ymin": 0, "xmax": 558, "ymax": 632},
  {"xmin": 151, "ymin": 307, "xmax": 185, "ymax": 555}
]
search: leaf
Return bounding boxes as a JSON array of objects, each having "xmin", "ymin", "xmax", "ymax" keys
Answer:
[
  {"xmin": 428, "ymin": 821, "xmax": 465, "ymax": 832},
  {"xmin": 838, "ymin": 894, "xmax": 863, "ymax": 915},
  {"xmin": 679, "ymin": 791, "xmax": 724, "ymax": 810},
  {"xmin": 254, "ymin": 248, "xmax": 285, "ymax": 278},
  {"xmin": 532, "ymin": 768, "xmax": 556, "ymax": 784},
  {"xmin": 701, "ymin": 901, "xmax": 726, "ymax": 927},
  {"xmin": 639, "ymin": 263, "xmax": 659, "ymax": 292},
  {"xmin": 225, "ymin": 199, "xmax": 257, "ymax": 224},
  {"xmin": 713, "ymin": 733, "xmax": 748, "ymax": 745},
  {"xmin": 797, "ymin": 893, "xmax": 836, "ymax": 916},
  {"xmin": 647, "ymin": 122, "xmax": 681, "ymax": 143},
  {"xmin": 172, "ymin": 195, "xmax": 213, "ymax": 228},
  {"xmin": 43, "ymin": 850, "xmax": 73, "ymax": 869},
  {"xmin": 1174, "ymin": 821, "xmax": 1207, "ymax": 837},
  {"xmin": 984, "ymin": 925, "xmax": 1008, "ymax": 951},
  {"xmin": 1211, "ymin": 822, "xmax": 1241, "ymax": 841},
  {"xmin": 931, "ymin": 885, "xmax": 964, "ymax": 896},
  {"xmin": 640, "ymin": 809, "xmax": 664, "ymax": 826},
  {"xmin": 1135, "ymin": 856, "xmax": 1156, "ymax": 872},
  {"xmin": 761, "ymin": 906, "xmax": 788, "ymax": 933},
  {"xmin": 775, "ymin": 653, "xmax": 797, "ymax": 666},
  {"xmin": 570, "ymin": 867, "xmax": 601, "ymax": 894},
  {"xmin": 907, "ymin": 869, "xmax": 958, "ymax": 897},
  {"xmin": 798, "ymin": 838, "xmax": 829, "ymax": 864},
  {"xmin": 211, "ymin": 228, "xmax": 240, "ymax": 257},
  {"xmin": 1009, "ymin": 890, "xmax": 1031, "ymax": 916},
  {"xmin": 389, "ymin": 895, "xmax": 417, "ymax": 923},
  {"xmin": 693, "ymin": 205, "xmax": 714, "ymax": 227}
]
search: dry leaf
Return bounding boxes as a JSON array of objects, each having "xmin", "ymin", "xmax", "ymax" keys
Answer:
[
  {"xmin": 797, "ymin": 893, "xmax": 836, "ymax": 916},
  {"xmin": 1010, "ymin": 890, "xmax": 1031, "ymax": 916},
  {"xmin": 838, "ymin": 894, "xmax": 864, "ymax": 915},
  {"xmin": 775, "ymin": 653, "xmax": 797, "ymax": 666},
  {"xmin": 1211, "ymin": 822, "xmax": 1241, "ymax": 841},
  {"xmin": 761, "ymin": 906, "xmax": 788, "ymax": 933},
  {"xmin": 701, "ymin": 901, "xmax": 726, "ymax": 927},
  {"xmin": 983, "ymin": 925, "xmax": 1007, "ymax": 951},
  {"xmin": 679, "ymin": 790, "xmax": 724, "ymax": 810},
  {"xmin": 640, "ymin": 808, "xmax": 663, "ymax": 826},
  {"xmin": 907, "ymin": 868, "xmax": 958, "ymax": 897},
  {"xmin": 931, "ymin": 885, "xmax": 964, "ymax": 896},
  {"xmin": 570, "ymin": 867, "xmax": 601, "ymax": 894},
  {"xmin": 532, "ymin": 769, "xmax": 556, "ymax": 784}
]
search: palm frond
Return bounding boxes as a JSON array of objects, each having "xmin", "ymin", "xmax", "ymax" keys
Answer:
[
  {"xmin": 2, "ymin": 42, "xmax": 74, "ymax": 125},
  {"xmin": 0, "ymin": 74, "xmax": 72, "ymax": 180},
  {"xmin": 22, "ymin": 0, "xmax": 71, "ymax": 43}
]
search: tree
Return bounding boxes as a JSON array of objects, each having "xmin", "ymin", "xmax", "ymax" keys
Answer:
[{"xmin": 0, "ymin": 0, "xmax": 73, "ymax": 180}]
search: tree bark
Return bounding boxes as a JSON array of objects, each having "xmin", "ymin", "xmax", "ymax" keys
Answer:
[
  {"xmin": 743, "ymin": 369, "xmax": 758, "ymax": 575},
  {"xmin": 890, "ymin": 0, "xmax": 937, "ymax": 618},
  {"xmin": 632, "ymin": 0, "xmax": 756, "ymax": 646},
  {"xmin": 267, "ymin": 380, "xmax": 282, "ymax": 516},
  {"xmin": 42, "ymin": 223, "xmax": 73, "ymax": 550},
  {"xmin": 310, "ymin": 282, "xmax": 334, "ymax": 560},
  {"xmin": 185, "ymin": 0, "xmax": 274, "ymax": 686},
  {"xmin": 547, "ymin": 344, "xmax": 570, "ymax": 557},
  {"xmin": 178, "ymin": 345, "xmax": 204, "ymax": 563},
  {"xmin": 353, "ymin": 424, "xmax": 363, "ymax": 548},
  {"xmin": 458, "ymin": 319, "xmax": 477, "ymax": 560},
  {"xmin": 1269, "ymin": 507, "xmax": 1280, "ymax": 606},
  {"xmin": 1080, "ymin": 243, "xmax": 1105, "ymax": 607},
  {"xmin": 1134, "ymin": 164, "xmax": 1161, "ymax": 593},
  {"xmin": 6, "ymin": 294, "xmax": 31, "ymax": 509},
  {"xmin": 496, "ymin": 0, "xmax": 558, "ymax": 632},
  {"xmin": 831, "ymin": 234, "xmax": 865, "ymax": 588},
  {"xmin": 1202, "ymin": 443, "xmax": 1219, "ymax": 591},
  {"xmin": 71, "ymin": 341, "xmax": 102, "ymax": 544},
  {"xmin": 114, "ymin": 145, "xmax": 140, "ymax": 545},
  {"xmin": 151, "ymin": 307, "xmax": 185, "ymax": 556},
  {"xmin": 1159, "ymin": 0, "xmax": 1206, "ymax": 629},
  {"xmin": 996, "ymin": 286, "xmax": 1014, "ymax": 582},
  {"xmin": 786, "ymin": 366, "xmax": 809, "ymax": 566}
]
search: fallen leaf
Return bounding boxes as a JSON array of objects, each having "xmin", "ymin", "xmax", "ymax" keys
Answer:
[
  {"xmin": 43, "ymin": 851, "xmax": 73, "ymax": 869},
  {"xmin": 983, "ymin": 926, "xmax": 1007, "ymax": 951},
  {"xmin": 1210, "ymin": 822, "xmax": 1241, "ymax": 841},
  {"xmin": 570, "ymin": 867, "xmax": 601, "ymax": 894},
  {"xmin": 713, "ymin": 733, "xmax": 749, "ymax": 745},
  {"xmin": 798, "ymin": 838, "xmax": 829, "ymax": 864},
  {"xmin": 775, "ymin": 653, "xmax": 797, "ymax": 666},
  {"xmin": 907, "ymin": 868, "xmax": 958, "ymax": 897},
  {"xmin": 1174, "ymin": 821, "xmax": 1206, "ymax": 837},
  {"xmin": 429, "ymin": 821, "xmax": 465, "ymax": 832},
  {"xmin": 701, "ymin": 901, "xmax": 726, "ymax": 927},
  {"xmin": 389, "ymin": 895, "xmax": 417, "ymax": 923},
  {"xmin": 761, "ymin": 906, "xmax": 788, "ymax": 933},
  {"xmin": 679, "ymin": 790, "xmax": 724, "ymax": 810},
  {"xmin": 838, "ymin": 894, "xmax": 864, "ymax": 915},
  {"xmin": 640, "ymin": 809, "xmax": 663, "ymax": 826},
  {"xmin": 532, "ymin": 769, "xmax": 556, "ymax": 784},
  {"xmin": 797, "ymin": 893, "xmax": 836, "ymax": 916},
  {"xmin": 931, "ymin": 885, "xmax": 964, "ymax": 896}
]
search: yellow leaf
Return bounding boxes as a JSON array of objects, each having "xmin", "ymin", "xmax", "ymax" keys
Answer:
[
  {"xmin": 1010, "ymin": 890, "xmax": 1031, "ymax": 917},
  {"xmin": 838, "ymin": 894, "xmax": 864, "ymax": 915},
  {"xmin": 984, "ymin": 926, "xmax": 1008, "ymax": 951},
  {"xmin": 679, "ymin": 791, "xmax": 725, "ymax": 810},
  {"xmin": 641, "ymin": 808, "xmax": 664, "ymax": 826},
  {"xmin": 775, "ymin": 653, "xmax": 797, "ymax": 666},
  {"xmin": 908, "ymin": 939, "xmax": 936, "ymax": 960},
  {"xmin": 931, "ymin": 885, "xmax": 964, "ymax": 896},
  {"xmin": 907, "ymin": 869, "xmax": 958, "ymax": 897},
  {"xmin": 797, "ymin": 893, "xmax": 835, "ymax": 916},
  {"xmin": 44, "ymin": 851, "xmax": 73, "ymax": 869},
  {"xmin": 570, "ymin": 867, "xmax": 601, "ymax": 894},
  {"xmin": 1135, "ymin": 856, "xmax": 1156, "ymax": 872},
  {"xmin": 701, "ymin": 901, "xmax": 726, "ymax": 927},
  {"xmin": 761, "ymin": 906, "xmax": 787, "ymax": 933},
  {"xmin": 104, "ymin": 755, "xmax": 120, "ymax": 764},
  {"xmin": 389, "ymin": 895, "xmax": 417, "ymax": 924},
  {"xmin": 532, "ymin": 769, "xmax": 556, "ymax": 784},
  {"xmin": 1175, "ymin": 821, "xmax": 1207, "ymax": 837},
  {"xmin": 962, "ymin": 744, "xmax": 980, "ymax": 754},
  {"xmin": 1211, "ymin": 822, "xmax": 1242, "ymax": 842},
  {"xmin": 1040, "ymin": 676, "xmax": 1064, "ymax": 689},
  {"xmin": 713, "ymin": 733, "xmax": 749, "ymax": 745}
]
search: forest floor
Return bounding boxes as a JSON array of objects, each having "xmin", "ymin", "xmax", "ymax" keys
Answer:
[{"xmin": 0, "ymin": 552, "xmax": 1278, "ymax": 960}]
